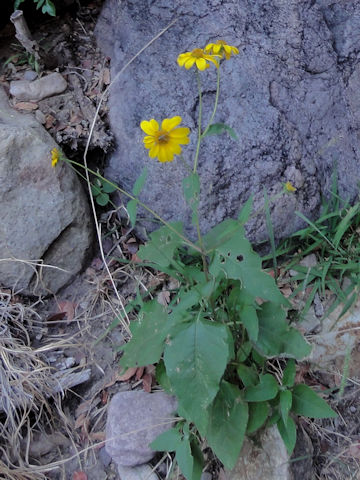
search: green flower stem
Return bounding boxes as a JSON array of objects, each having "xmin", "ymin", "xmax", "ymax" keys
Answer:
[
  {"xmin": 193, "ymin": 70, "xmax": 203, "ymax": 174},
  {"xmin": 201, "ymin": 66, "xmax": 220, "ymax": 138},
  {"xmin": 63, "ymin": 158, "xmax": 202, "ymax": 253}
]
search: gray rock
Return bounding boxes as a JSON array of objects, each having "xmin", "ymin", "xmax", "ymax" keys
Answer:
[
  {"xmin": 225, "ymin": 426, "xmax": 292, "ymax": 480},
  {"xmin": 105, "ymin": 390, "xmax": 177, "ymax": 467},
  {"xmin": 23, "ymin": 70, "xmax": 38, "ymax": 82},
  {"xmin": 201, "ymin": 473, "xmax": 212, "ymax": 480},
  {"xmin": 10, "ymin": 72, "xmax": 67, "ymax": 102},
  {"xmin": 95, "ymin": 0, "xmax": 360, "ymax": 243},
  {"xmin": 0, "ymin": 87, "xmax": 93, "ymax": 294},
  {"xmin": 117, "ymin": 464, "xmax": 159, "ymax": 480}
]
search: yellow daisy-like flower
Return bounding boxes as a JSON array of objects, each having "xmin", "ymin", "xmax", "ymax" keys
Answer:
[
  {"xmin": 205, "ymin": 40, "xmax": 239, "ymax": 60},
  {"xmin": 284, "ymin": 181, "xmax": 297, "ymax": 192},
  {"xmin": 51, "ymin": 147, "xmax": 59, "ymax": 167},
  {"xmin": 177, "ymin": 48, "xmax": 220, "ymax": 71},
  {"xmin": 140, "ymin": 116, "xmax": 190, "ymax": 163}
]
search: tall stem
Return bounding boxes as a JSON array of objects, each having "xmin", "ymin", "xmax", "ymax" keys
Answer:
[
  {"xmin": 193, "ymin": 71, "xmax": 203, "ymax": 174},
  {"xmin": 64, "ymin": 158, "xmax": 202, "ymax": 253},
  {"xmin": 201, "ymin": 66, "xmax": 220, "ymax": 138}
]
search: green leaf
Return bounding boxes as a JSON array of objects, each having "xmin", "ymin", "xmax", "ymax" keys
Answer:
[
  {"xmin": 244, "ymin": 374, "xmax": 279, "ymax": 402},
  {"xmin": 132, "ymin": 167, "xmax": 148, "ymax": 196},
  {"xmin": 176, "ymin": 435, "xmax": 194, "ymax": 480},
  {"xmin": 292, "ymin": 384, "xmax": 337, "ymax": 418},
  {"xmin": 164, "ymin": 317, "xmax": 230, "ymax": 433},
  {"xmin": 277, "ymin": 416, "xmax": 297, "ymax": 455},
  {"xmin": 42, "ymin": 0, "xmax": 56, "ymax": 15},
  {"xmin": 127, "ymin": 199, "xmax": 138, "ymax": 227},
  {"xmin": 150, "ymin": 427, "xmax": 182, "ymax": 452},
  {"xmin": 155, "ymin": 360, "xmax": 173, "ymax": 394},
  {"xmin": 206, "ymin": 221, "xmax": 287, "ymax": 305},
  {"xmin": 203, "ymin": 123, "xmax": 238, "ymax": 141},
  {"xmin": 101, "ymin": 179, "xmax": 117, "ymax": 193},
  {"xmin": 280, "ymin": 390, "xmax": 292, "ymax": 424},
  {"xmin": 91, "ymin": 184, "xmax": 102, "ymax": 197},
  {"xmin": 241, "ymin": 305, "xmax": 259, "ymax": 342},
  {"xmin": 237, "ymin": 364, "xmax": 257, "ymax": 388},
  {"xmin": 96, "ymin": 192, "xmax": 109, "ymax": 206},
  {"xmin": 237, "ymin": 341, "xmax": 252, "ymax": 362},
  {"xmin": 282, "ymin": 360, "xmax": 296, "ymax": 387},
  {"xmin": 206, "ymin": 381, "xmax": 249, "ymax": 469},
  {"xmin": 247, "ymin": 401, "xmax": 269, "ymax": 434},
  {"xmin": 255, "ymin": 302, "xmax": 311, "ymax": 359},
  {"xmin": 14, "ymin": 0, "xmax": 25, "ymax": 9},
  {"xmin": 119, "ymin": 300, "xmax": 168, "ymax": 368},
  {"xmin": 190, "ymin": 440, "xmax": 204, "ymax": 480},
  {"xmin": 183, "ymin": 173, "xmax": 200, "ymax": 226},
  {"xmin": 138, "ymin": 222, "xmax": 184, "ymax": 268},
  {"xmin": 333, "ymin": 204, "xmax": 359, "ymax": 248},
  {"xmin": 237, "ymin": 195, "xmax": 253, "ymax": 225}
]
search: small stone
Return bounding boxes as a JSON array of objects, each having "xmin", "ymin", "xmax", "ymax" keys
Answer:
[
  {"xmin": 23, "ymin": 70, "xmax": 38, "ymax": 81},
  {"xmin": 117, "ymin": 464, "xmax": 158, "ymax": 480},
  {"xmin": 105, "ymin": 390, "xmax": 177, "ymax": 467},
  {"xmin": 349, "ymin": 406, "xmax": 356, "ymax": 413},
  {"xmin": 299, "ymin": 254, "xmax": 317, "ymax": 269},
  {"xmin": 10, "ymin": 73, "xmax": 67, "ymax": 102},
  {"xmin": 201, "ymin": 473, "xmax": 212, "ymax": 480}
]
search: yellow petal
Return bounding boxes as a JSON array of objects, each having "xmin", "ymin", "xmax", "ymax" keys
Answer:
[
  {"xmin": 196, "ymin": 58, "xmax": 208, "ymax": 70},
  {"xmin": 169, "ymin": 127, "xmax": 190, "ymax": 138},
  {"xmin": 168, "ymin": 142, "xmax": 182, "ymax": 155},
  {"xmin": 204, "ymin": 43, "xmax": 214, "ymax": 53},
  {"xmin": 149, "ymin": 144, "xmax": 159, "ymax": 158},
  {"xmin": 184, "ymin": 57, "xmax": 196, "ymax": 69},
  {"xmin": 177, "ymin": 53, "xmax": 189, "ymax": 66},
  {"xmin": 213, "ymin": 44, "xmax": 221, "ymax": 54},
  {"xmin": 143, "ymin": 135, "xmax": 155, "ymax": 145},
  {"xmin": 158, "ymin": 146, "xmax": 170, "ymax": 163},
  {"xmin": 206, "ymin": 55, "xmax": 219, "ymax": 67},
  {"xmin": 140, "ymin": 119, "xmax": 159, "ymax": 135},
  {"xmin": 162, "ymin": 116, "xmax": 182, "ymax": 131}
]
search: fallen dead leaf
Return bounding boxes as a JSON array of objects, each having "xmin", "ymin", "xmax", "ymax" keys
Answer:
[
  {"xmin": 45, "ymin": 114, "xmax": 56, "ymax": 129},
  {"xmin": 280, "ymin": 286, "xmax": 293, "ymax": 298},
  {"xmin": 157, "ymin": 290, "xmax": 170, "ymax": 306},
  {"xmin": 135, "ymin": 366, "xmax": 145, "ymax": 380},
  {"xmin": 102, "ymin": 68, "xmax": 110, "ymax": 85},
  {"xmin": 57, "ymin": 300, "xmax": 76, "ymax": 322},
  {"xmin": 46, "ymin": 312, "xmax": 66, "ymax": 323},
  {"xmin": 142, "ymin": 373, "xmax": 153, "ymax": 393},
  {"xmin": 117, "ymin": 366, "xmax": 137, "ymax": 381},
  {"xmin": 14, "ymin": 101, "xmax": 38, "ymax": 110}
]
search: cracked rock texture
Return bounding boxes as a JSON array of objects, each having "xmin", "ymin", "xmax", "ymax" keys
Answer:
[
  {"xmin": 0, "ymin": 87, "xmax": 93, "ymax": 294},
  {"xmin": 96, "ymin": 0, "xmax": 360, "ymax": 242}
]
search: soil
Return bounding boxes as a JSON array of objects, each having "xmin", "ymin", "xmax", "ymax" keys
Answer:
[{"xmin": 0, "ymin": 2, "xmax": 359, "ymax": 480}]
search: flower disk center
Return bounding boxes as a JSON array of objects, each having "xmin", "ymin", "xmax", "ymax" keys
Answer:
[
  {"xmin": 156, "ymin": 130, "xmax": 170, "ymax": 144},
  {"xmin": 191, "ymin": 48, "xmax": 205, "ymax": 58}
]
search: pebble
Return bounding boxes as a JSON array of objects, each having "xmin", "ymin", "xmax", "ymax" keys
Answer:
[
  {"xmin": 10, "ymin": 72, "xmax": 67, "ymax": 102},
  {"xmin": 201, "ymin": 473, "xmax": 212, "ymax": 480},
  {"xmin": 23, "ymin": 70, "xmax": 38, "ymax": 81},
  {"xmin": 117, "ymin": 464, "xmax": 158, "ymax": 480},
  {"xmin": 349, "ymin": 406, "xmax": 356, "ymax": 413}
]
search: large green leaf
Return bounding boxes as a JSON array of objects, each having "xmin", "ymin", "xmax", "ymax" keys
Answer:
[
  {"xmin": 132, "ymin": 167, "xmax": 148, "ymax": 196},
  {"xmin": 255, "ymin": 302, "xmax": 311, "ymax": 359},
  {"xmin": 282, "ymin": 360, "xmax": 296, "ymax": 387},
  {"xmin": 138, "ymin": 222, "xmax": 184, "ymax": 268},
  {"xmin": 183, "ymin": 173, "xmax": 200, "ymax": 225},
  {"xmin": 203, "ymin": 123, "xmax": 238, "ymax": 141},
  {"xmin": 164, "ymin": 317, "xmax": 230, "ymax": 433},
  {"xmin": 280, "ymin": 390, "xmax": 292, "ymax": 424},
  {"xmin": 119, "ymin": 300, "xmax": 168, "ymax": 368},
  {"xmin": 206, "ymin": 381, "xmax": 249, "ymax": 469},
  {"xmin": 244, "ymin": 374, "xmax": 279, "ymax": 402},
  {"xmin": 150, "ymin": 427, "xmax": 182, "ymax": 452},
  {"xmin": 206, "ymin": 221, "xmax": 286, "ymax": 304},
  {"xmin": 292, "ymin": 385, "xmax": 337, "ymax": 418}
]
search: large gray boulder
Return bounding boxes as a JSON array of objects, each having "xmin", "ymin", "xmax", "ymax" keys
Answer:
[
  {"xmin": 96, "ymin": 0, "xmax": 360, "ymax": 242},
  {"xmin": 0, "ymin": 87, "xmax": 93, "ymax": 294}
]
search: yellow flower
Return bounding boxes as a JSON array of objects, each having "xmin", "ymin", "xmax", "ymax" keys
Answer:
[
  {"xmin": 140, "ymin": 116, "xmax": 190, "ymax": 163},
  {"xmin": 177, "ymin": 48, "xmax": 220, "ymax": 71},
  {"xmin": 205, "ymin": 40, "xmax": 239, "ymax": 60},
  {"xmin": 51, "ymin": 147, "xmax": 59, "ymax": 167},
  {"xmin": 284, "ymin": 181, "xmax": 297, "ymax": 192}
]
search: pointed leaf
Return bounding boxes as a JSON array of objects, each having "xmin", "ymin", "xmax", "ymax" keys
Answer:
[
  {"xmin": 237, "ymin": 195, "xmax": 253, "ymax": 225},
  {"xmin": 119, "ymin": 300, "xmax": 168, "ymax": 368},
  {"xmin": 292, "ymin": 384, "xmax": 337, "ymax": 418},
  {"xmin": 150, "ymin": 427, "xmax": 182, "ymax": 452},
  {"xmin": 127, "ymin": 199, "xmax": 138, "ymax": 227},
  {"xmin": 277, "ymin": 416, "xmax": 297, "ymax": 455},
  {"xmin": 280, "ymin": 390, "xmax": 292, "ymax": 424},
  {"xmin": 247, "ymin": 401, "xmax": 269, "ymax": 434},
  {"xmin": 132, "ymin": 167, "xmax": 148, "ymax": 196},
  {"xmin": 282, "ymin": 360, "xmax": 296, "ymax": 387},
  {"xmin": 256, "ymin": 302, "xmax": 311, "ymax": 359},
  {"xmin": 203, "ymin": 123, "xmax": 238, "ymax": 141},
  {"xmin": 241, "ymin": 305, "xmax": 259, "ymax": 342},
  {"xmin": 206, "ymin": 381, "xmax": 249, "ymax": 469},
  {"xmin": 176, "ymin": 436, "xmax": 193, "ymax": 480},
  {"xmin": 101, "ymin": 179, "xmax": 117, "ymax": 193},
  {"xmin": 138, "ymin": 222, "xmax": 184, "ymax": 268},
  {"xmin": 244, "ymin": 374, "xmax": 279, "ymax": 402},
  {"xmin": 164, "ymin": 317, "xmax": 230, "ymax": 433},
  {"xmin": 237, "ymin": 364, "xmax": 257, "ymax": 388}
]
